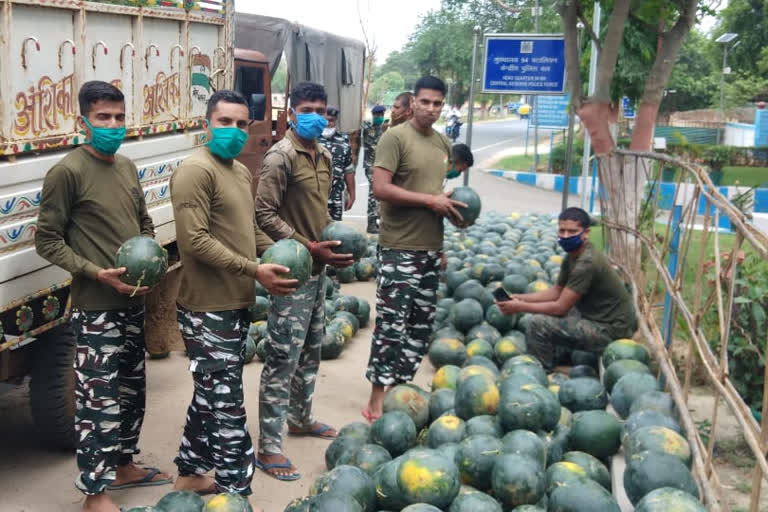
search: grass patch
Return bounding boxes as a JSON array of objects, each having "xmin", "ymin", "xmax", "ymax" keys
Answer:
[
  {"xmin": 493, "ymin": 154, "xmax": 550, "ymax": 172},
  {"xmin": 721, "ymin": 166, "xmax": 768, "ymax": 187}
]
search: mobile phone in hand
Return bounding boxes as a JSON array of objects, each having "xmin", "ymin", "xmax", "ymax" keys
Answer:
[{"xmin": 493, "ymin": 287, "xmax": 512, "ymax": 302}]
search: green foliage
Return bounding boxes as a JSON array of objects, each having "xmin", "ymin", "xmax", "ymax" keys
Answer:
[
  {"xmin": 661, "ymin": 30, "xmax": 718, "ymax": 112},
  {"xmin": 550, "ymin": 138, "xmax": 585, "ymax": 174},
  {"xmin": 369, "ymin": 72, "xmax": 405, "ymax": 105},
  {"xmin": 271, "ymin": 58, "xmax": 287, "ymax": 94},
  {"xmin": 702, "ymin": 145, "xmax": 733, "ymax": 171}
]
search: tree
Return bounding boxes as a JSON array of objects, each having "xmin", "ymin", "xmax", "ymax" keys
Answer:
[
  {"xmin": 661, "ymin": 29, "xmax": 717, "ymax": 112},
  {"xmin": 369, "ymin": 71, "xmax": 405, "ymax": 105}
]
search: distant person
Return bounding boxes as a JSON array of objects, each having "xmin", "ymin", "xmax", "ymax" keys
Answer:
[
  {"xmin": 319, "ymin": 107, "xmax": 355, "ymax": 220},
  {"xmin": 170, "ymin": 90, "xmax": 295, "ymax": 501},
  {"xmin": 362, "ymin": 76, "xmax": 467, "ymax": 422},
  {"xmin": 255, "ymin": 81, "xmax": 353, "ymax": 481},
  {"xmin": 35, "ymin": 80, "xmax": 172, "ymax": 512},
  {"xmin": 495, "ymin": 207, "xmax": 638, "ymax": 370},
  {"xmin": 362, "ymin": 105, "xmax": 387, "ymax": 233},
  {"xmin": 390, "ymin": 92, "xmax": 413, "ymax": 127},
  {"xmin": 447, "ymin": 143, "xmax": 474, "ymax": 180}
]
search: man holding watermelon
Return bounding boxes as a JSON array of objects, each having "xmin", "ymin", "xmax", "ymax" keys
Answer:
[
  {"xmin": 170, "ymin": 89, "xmax": 298, "ymax": 500},
  {"xmin": 35, "ymin": 81, "xmax": 172, "ymax": 512},
  {"xmin": 495, "ymin": 207, "xmax": 637, "ymax": 370},
  {"xmin": 363, "ymin": 76, "xmax": 469, "ymax": 421},
  {"xmin": 255, "ymin": 81, "xmax": 354, "ymax": 481}
]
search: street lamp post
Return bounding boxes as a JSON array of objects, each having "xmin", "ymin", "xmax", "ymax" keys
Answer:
[{"xmin": 716, "ymin": 33, "xmax": 739, "ymax": 144}]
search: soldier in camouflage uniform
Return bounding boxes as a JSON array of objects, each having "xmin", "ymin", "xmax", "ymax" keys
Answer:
[
  {"xmin": 362, "ymin": 104, "xmax": 387, "ymax": 233},
  {"xmin": 495, "ymin": 207, "xmax": 638, "ymax": 370},
  {"xmin": 255, "ymin": 82, "xmax": 354, "ymax": 480},
  {"xmin": 363, "ymin": 77, "xmax": 468, "ymax": 422},
  {"xmin": 171, "ymin": 90, "xmax": 294, "ymax": 498},
  {"xmin": 319, "ymin": 107, "xmax": 355, "ymax": 221},
  {"xmin": 35, "ymin": 81, "xmax": 172, "ymax": 511}
]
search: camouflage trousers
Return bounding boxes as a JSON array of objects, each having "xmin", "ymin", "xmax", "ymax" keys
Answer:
[
  {"xmin": 70, "ymin": 307, "xmax": 146, "ymax": 495},
  {"xmin": 259, "ymin": 272, "xmax": 326, "ymax": 455},
  {"xmin": 365, "ymin": 165, "xmax": 378, "ymax": 226},
  {"xmin": 328, "ymin": 174, "xmax": 345, "ymax": 221},
  {"xmin": 175, "ymin": 307, "xmax": 254, "ymax": 496},
  {"xmin": 526, "ymin": 308, "xmax": 615, "ymax": 370},
  {"xmin": 366, "ymin": 249, "xmax": 441, "ymax": 386}
]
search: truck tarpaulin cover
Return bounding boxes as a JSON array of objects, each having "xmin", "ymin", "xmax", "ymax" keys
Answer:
[{"xmin": 235, "ymin": 13, "xmax": 365, "ymax": 133}]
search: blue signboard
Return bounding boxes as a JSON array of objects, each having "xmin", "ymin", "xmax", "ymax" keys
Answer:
[
  {"xmin": 531, "ymin": 94, "xmax": 570, "ymax": 128},
  {"xmin": 482, "ymin": 34, "xmax": 566, "ymax": 94},
  {"xmin": 622, "ymin": 97, "xmax": 635, "ymax": 119},
  {"xmin": 756, "ymin": 109, "xmax": 768, "ymax": 147}
]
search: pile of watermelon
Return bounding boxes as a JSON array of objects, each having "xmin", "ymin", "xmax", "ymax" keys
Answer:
[
  {"xmin": 124, "ymin": 489, "xmax": 252, "ymax": 511},
  {"xmin": 282, "ymin": 213, "xmax": 703, "ymax": 512}
]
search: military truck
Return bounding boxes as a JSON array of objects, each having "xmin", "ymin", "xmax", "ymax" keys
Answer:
[{"xmin": 0, "ymin": 0, "xmax": 365, "ymax": 449}]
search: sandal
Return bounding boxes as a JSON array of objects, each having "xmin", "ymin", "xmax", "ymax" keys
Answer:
[
  {"xmin": 288, "ymin": 422, "xmax": 337, "ymax": 440},
  {"xmin": 106, "ymin": 467, "xmax": 172, "ymax": 490},
  {"xmin": 255, "ymin": 458, "xmax": 301, "ymax": 481}
]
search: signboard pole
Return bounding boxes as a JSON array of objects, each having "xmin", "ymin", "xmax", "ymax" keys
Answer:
[
  {"xmin": 533, "ymin": 0, "xmax": 540, "ymax": 170},
  {"xmin": 580, "ymin": 1, "xmax": 601, "ymax": 210},
  {"xmin": 464, "ymin": 25, "xmax": 481, "ymax": 187}
]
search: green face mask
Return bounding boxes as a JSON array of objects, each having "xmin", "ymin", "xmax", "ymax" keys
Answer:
[
  {"xmin": 206, "ymin": 123, "xmax": 249, "ymax": 160},
  {"xmin": 372, "ymin": 116, "xmax": 385, "ymax": 127},
  {"xmin": 82, "ymin": 116, "xmax": 126, "ymax": 155},
  {"xmin": 446, "ymin": 168, "xmax": 461, "ymax": 179}
]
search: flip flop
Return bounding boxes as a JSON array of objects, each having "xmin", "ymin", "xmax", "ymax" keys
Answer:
[
  {"xmin": 288, "ymin": 422, "xmax": 337, "ymax": 440},
  {"xmin": 361, "ymin": 408, "xmax": 381, "ymax": 424},
  {"xmin": 255, "ymin": 458, "xmax": 301, "ymax": 481},
  {"xmin": 106, "ymin": 467, "xmax": 172, "ymax": 490}
]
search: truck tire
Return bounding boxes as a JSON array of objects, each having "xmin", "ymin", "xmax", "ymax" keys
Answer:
[{"xmin": 29, "ymin": 324, "xmax": 76, "ymax": 451}]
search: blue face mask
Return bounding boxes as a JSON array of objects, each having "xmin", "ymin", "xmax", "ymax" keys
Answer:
[
  {"xmin": 206, "ymin": 122, "xmax": 249, "ymax": 160},
  {"xmin": 82, "ymin": 116, "xmax": 126, "ymax": 156},
  {"xmin": 558, "ymin": 232, "xmax": 585, "ymax": 252},
  {"xmin": 292, "ymin": 110, "xmax": 328, "ymax": 140}
]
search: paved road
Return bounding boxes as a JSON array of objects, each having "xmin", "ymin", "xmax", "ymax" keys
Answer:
[{"xmin": 343, "ymin": 118, "xmax": 564, "ymax": 224}]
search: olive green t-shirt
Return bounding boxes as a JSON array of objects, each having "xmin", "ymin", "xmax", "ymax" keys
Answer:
[
  {"xmin": 35, "ymin": 147, "xmax": 154, "ymax": 310},
  {"xmin": 556, "ymin": 242, "xmax": 637, "ymax": 337},
  {"xmin": 374, "ymin": 122, "xmax": 452, "ymax": 251}
]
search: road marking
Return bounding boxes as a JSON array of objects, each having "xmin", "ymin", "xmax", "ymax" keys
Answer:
[{"xmin": 472, "ymin": 137, "xmax": 525, "ymax": 153}]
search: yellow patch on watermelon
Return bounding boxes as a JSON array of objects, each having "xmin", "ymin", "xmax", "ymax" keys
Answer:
[
  {"xmin": 481, "ymin": 386, "xmax": 500, "ymax": 412},
  {"xmin": 206, "ymin": 494, "xmax": 232, "ymax": 510},
  {"xmin": 549, "ymin": 255, "xmax": 563, "ymax": 264},
  {"xmin": 460, "ymin": 366, "xmax": 495, "ymax": 382},
  {"xmin": 657, "ymin": 428, "xmax": 687, "ymax": 455},
  {"xmin": 549, "ymin": 385, "xmax": 560, "ymax": 395},
  {"xmin": 445, "ymin": 338, "xmax": 463, "ymax": 350},
  {"xmin": 464, "ymin": 239, "xmax": 475, "ymax": 247},
  {"xmin": 432, "ymin": 370, "xmax": 449, "ymax": 389},
  {"xmin": 616, "ymin": 338, "xmax": 640, "ymax": 346},
  {"xmin": 476, "ymin": 254, "xmax": 489, "ymax": 260},
  {"xmin": 516, "ymin": 355, "xmax": 539, "ymax": 365},
  {"xmin": 340, "ymin": 324, "xmax": 354, "ymax": 340},
  {"xmin": 437, "ymin": 415, "xmax": 461, "ymax": 430},
  {"xmin": 521, "ymin": 384, "xmax": 537, "ymax": 391},
  {"xmin": 399, "ymin": 460, "xmax": 442, "ymax": 492},
  {"xmin": 528, "ymin": 259, "xmax": 542, "ymax": 268},
  {"xmin": 508, "ymin": 212, "xmax": 521, "ymax": 220},
  {"xmin": 530, "ymin": 281, "xmax": 550, "ymax": 292},
  {"xmin": 559, "ymin": 461, "xmax": 587, "ymax": 476},
  {"xmin": 497, "ymin": 340, "xmax": 518, "ymax": 356}
]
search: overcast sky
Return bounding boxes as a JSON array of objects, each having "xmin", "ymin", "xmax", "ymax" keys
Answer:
[{"xmin": 237, "ymin": 0, "xmax": 442, "ymax": 63}]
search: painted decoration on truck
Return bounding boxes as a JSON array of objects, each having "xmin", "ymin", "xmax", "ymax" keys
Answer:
[
  {"xmin": 191, "ymin": 53, "xmax": 212, "ymax": 112},
  {"xmin": 14, "ymin": 74, "xmax": 76, "ymax": 138},
  {"xmin": 143, "ymin": 72, "xmax": 181, "ymax": 123},
  {"xmin": 0, "ymin": 191, "xmax": 42, "ymax": 219}
]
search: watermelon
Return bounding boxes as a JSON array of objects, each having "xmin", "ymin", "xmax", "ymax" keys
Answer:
[
  {"xmin": 602, "ymin": 338, "xmax": 650, "ymax": 367},
  {"xmin": 124, "ymin": 508, "xmax": 159, "ymax": 512},
  {"xmin": 454, "ymin": 374, "xmax": 500, "ymax": 420},
  {"xmin": 449, "ymin": 491, "xmax": 503, "ymax": 512},
  {"xmin": 611, "ymin": 373, "xmax": 661, "ymax": 418},
  {"xmin": 558, "ymin": 377, "xmax": 607, "ymax": 412},
  {"xmin": 464, "ymin": 415, "xmax": 503, "ymax": 438},
  {"xmin": 373, "ymin": 460, "xmax": 408, "ymax": 511},
  {"xmin": 509, "ymin": 507, "xmax": 545, "ymax": 512},
  {"xmin": 255, "ymin": 339, "xmax": 266, "ymax": 362},
  {"xmin": 568, "ymin": 410, "xmax": 621, "ymax": 459},
  {"xmin": 115, "ymin": 236, "xmax": 168, "ymax": 287},
  {"xmin": 486, "ymin": 303, "xmax": 517, "ymax": 332},
  {"xmin": 433, "ymin": 325, "xmax": 465, "ymax": 343},
  {"xmin": 396, "ymin": 449, "xmax": 461, "ymax": 508},
  {"xmin": 498, "ymin": 383, "xmax": 560, "ymax": 433},
  {"xmin": 501, "ymin": 356, "xmax": 547, "ymax": 386},
  {"xmin": 428, "ymin": 337, "xmax": 467, "ymax": 368},
  {"xmin": 457, "ymin": 364, "xmax": 497, "ymax": 386},
  {"xmin": 243, "ymin": 333, "xmax": 257, "ymax": 364},
  {"xmin": 370, "ymin": 411, "xmax": 417, "ymax": 456},
  {"xmin": 308, "ymin": 492, "xmax": 363, "ymax": 512},
  {"xmin": 320, "ymin": 327, "xmax": 346, "ymax": 360},
  {"xmin": 431, "ymin": 364, "xmax": 462, "ymax": 391},
  {"xmin": 624, "ymin": 451, "xmax": 699, "ymax": 505},
  {"xmin": 625, "ymin": 426, "xmax": 691, "ymax": 467},
  {"xmin": 571, "ymin": 350, "xmax": 598, "ymax": 369},
  {"xmin": 463, "ymin": 358, "xmax": 499, "ymax": 378},
  {"xmin": 261, "ymin": 239, "xmax": 313, "ymax": 288},
  {"xmin": 453, "ymin": 280, "xmax": 485, "ymax": 303},
  {"xmin": 455, "ymin": 434, "xmax": 503, "ymax": 490},
  {"xmin": 629, "ymin": 391, "xmax": 678, "ymax": 418},
  {"xmin": 426, "ymin": 415, "xmax": 466, "ymax": 448},
  {"xmin": 526, "ymin": 280, "xmax": 550, "ymax": 293},
  {"xmin": 310, "ymin": 464, "xmax": 375, "ymax": 512},
  {"xmin": 465, "ymin": 339, "xmax": 494, "ymax": 360},
  {"xmin": 321, "ymin": 222, "xmax": 368, "ymax": 260},
  {"xmin": 155, "ymin": 490, "xmax": 205, "ymax": 512},
  {"xmin": 545, "ymin": 461, "xmax": 590, "ymax": 493},
  {"xmin": 356, "ymin": 298, "xmax": 371, "ymax": 327},
  {"xmin": 481, "ymin": 263, "xmax": 505, "ymax": 284},
  {"xmin": 401, "ymin": 505, "xmax": 442, "ymax": 512},
  {"xmin": 603, "ymin": 359, "xmax": 652, "ymax": 393},
  {"xmin": 562, "ymin": 451, "xmax": 611, "ymax": 490},
  {"xmin": 451, "ymin": 299, "xmax": 485, "ymax": 333},
  {"xmin": 337, "ymin": 265, "xmax": 356, "ymax": 283},
  {"xmin": 622, "ymin": 410, "xmax": 683, "ymax": 443},
  {"xmin": 569, "ymin": 365, "xmax": 597, "ymax": 379},
  {"xmin": 429, "ymin": 389, "xmax": 456, "ymax": 422},
  {"xmin": 450, "ymin": 187, "xmax": 482, "ymax": 226},
  {"xmin": 354, "ymin": 259, "xmax": 376, "ymax": 280},
  {"xmin": 501, "ymin": 430, "xmax": 547, "ymax": 469},
  {"xmin": 383, "ymin": 384, "xmax": 430, "ymax": 430},
  {"xmin": 334, "ymin": 295, "xmax": 360, "ymax": 315},
  {"xmin": 502, "ymin": 274, "xmax": 529, "ymax": 294},
  {"xmin": 248, "ymin": 296, "xmax": 270, "ymax": 322},
  {"xmin": 539, "ymin": 424, "xmax": 571, "ymax": 466},
  {"xmin": 446, "ymin": 269, "xmax": 471, "ymax": 294},
  {"xmin": 634, "ymin": 487, "xmax": 705, "ymax": 512},
  {"xmin": 491, "ymin": 453, "xmax": 545, "ymax": 508},
  {"xmin": 326, "ymin": 435, "xmax": 366, "ymax": 470},
  {"xmin": 284, "ymin": 496, "xmax": 313, "ymax": 512},
  {"xmin": 466, "ymin": 322, "xmax": 502, "ymax": 345},
  {"xmin": 494, "ymin": 336, "xmax": 526, "ymax": 364},
  {"xmin": 548, "ymin": 479, "xmax": 621, "ymax": 511},
  {"xmin": 350, "ymin": 444, "xmax": 393, "ymax": 475},
  {"xmin": 204, "ymin": 493, "xmax": 253, "ymax": 511}
]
